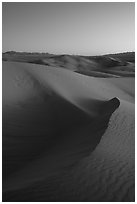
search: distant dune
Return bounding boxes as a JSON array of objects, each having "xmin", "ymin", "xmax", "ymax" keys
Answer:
[
  {"xmin": 2, "ymin": 51, "xmax": 135, "ymax": 77},
  {"xmin": 3, "ymin": 61, "xmax": 134, "ymax": 201}
]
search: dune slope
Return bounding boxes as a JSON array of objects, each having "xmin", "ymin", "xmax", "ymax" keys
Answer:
[{"xmin": 2, "ymin": 61, "xmax": 134, "ymax": 201}]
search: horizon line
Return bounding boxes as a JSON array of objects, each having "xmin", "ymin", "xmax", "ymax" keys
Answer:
[{"xmin": 2, "ymin": 50, "xmax": 135, "ymax": 57}]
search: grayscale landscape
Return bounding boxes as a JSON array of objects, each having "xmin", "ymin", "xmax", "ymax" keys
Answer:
[{"xmin": 2, "ymin": 2, "xmax": 135, "ymax": 202}]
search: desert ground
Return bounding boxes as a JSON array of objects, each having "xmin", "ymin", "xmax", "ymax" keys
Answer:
[{"xmin": 2, "ymin": 52, "xmax": 135, "ymax": 201}]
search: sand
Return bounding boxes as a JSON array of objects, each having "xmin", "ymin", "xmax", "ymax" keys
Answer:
[{"xmin": 2, "ymin": 61, "xmax": 134, "ymax": 201}]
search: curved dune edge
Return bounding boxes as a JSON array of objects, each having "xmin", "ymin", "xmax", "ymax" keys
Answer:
[
  {"xmin": 2, "ymin": 62, "xmax": 134, "ymax": 201},
  {"xmin": 3, "ymin": 100, "xmax": 134, "ymax": 202}
]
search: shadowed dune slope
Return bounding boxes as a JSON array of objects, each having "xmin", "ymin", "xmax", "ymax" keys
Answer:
[{"xmin": 3, "ymin": 61, "xmax": 134, "ymax": 201}]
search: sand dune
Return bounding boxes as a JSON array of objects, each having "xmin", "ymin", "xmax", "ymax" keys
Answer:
[
  {"xmin": 3, "ymin": 51, "xmax": 135, "ymax": 77},
  {"xmin": 2, "ymin": 61, "xmax": 134, "ymax": 201}
]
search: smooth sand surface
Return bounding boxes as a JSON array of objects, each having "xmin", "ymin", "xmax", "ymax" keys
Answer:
[{"xmin": 3, "ymin": 61, "xmax": 134, "ymax": 201}]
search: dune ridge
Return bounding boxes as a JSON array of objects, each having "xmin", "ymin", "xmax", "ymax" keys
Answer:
[
  {"xmin": 2, "ymin": 61, "xmax": 134, "ymax": 201},
  {"xmin": 3, "ymin": 51, "xmax": 135, "ymax": 78}
]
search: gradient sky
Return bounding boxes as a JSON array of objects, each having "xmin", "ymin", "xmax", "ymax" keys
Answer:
[{"xmin": 2, "ymin": 2, "xmax": 135, "ymax": 55}]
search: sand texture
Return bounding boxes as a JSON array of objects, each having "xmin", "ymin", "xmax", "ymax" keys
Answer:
[{"xmin": 3, "ymin": 61, "xmax": 135, "ymax": 201}]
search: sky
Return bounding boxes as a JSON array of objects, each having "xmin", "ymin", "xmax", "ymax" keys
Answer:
[{"xmin": 2, "ymin": 2, "xmax": 135, "ymax": 55}]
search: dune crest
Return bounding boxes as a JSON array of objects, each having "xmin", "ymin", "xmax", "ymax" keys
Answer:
[{"xmin": 2, "ymin": 61, "xmax": 134, "ymax": 201}]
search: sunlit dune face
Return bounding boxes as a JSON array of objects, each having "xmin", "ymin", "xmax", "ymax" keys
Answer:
[{"xmin": 2, "ymin": 61, "xmax": 134, "ymax": 201}]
